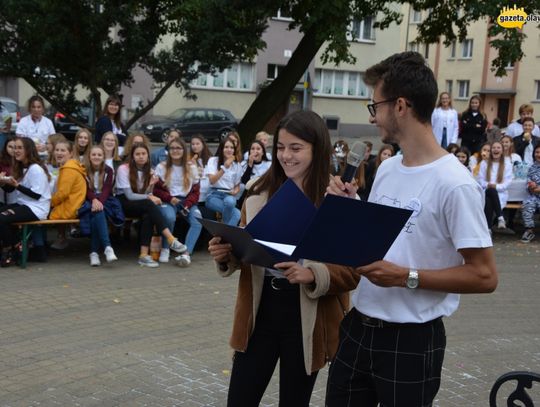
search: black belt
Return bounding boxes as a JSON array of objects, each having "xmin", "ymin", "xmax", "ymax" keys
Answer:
[
  {"xmin": 264, "ymin": 276, "xmax": 297, "ymax": 291},
  {"xmin": 355, "ymin": 309, "xmax": 441, "ymax": 328}
]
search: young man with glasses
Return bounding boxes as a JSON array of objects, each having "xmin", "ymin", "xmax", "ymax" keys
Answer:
[{"xmin": 326, "ymin": 51, "xmax": 498, "ymax": 407}]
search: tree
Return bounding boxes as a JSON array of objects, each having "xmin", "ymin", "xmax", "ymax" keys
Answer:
[
  {"xmin": 236, "ymin": 0, "xmax": 539, "ymax": 146},
  {"xmin": 0, "ymin": 0, "xmax": 268, "ymax": 129}
]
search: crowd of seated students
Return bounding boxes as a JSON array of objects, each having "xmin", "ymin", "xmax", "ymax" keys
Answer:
[{"xmin": 0, "ymin": 97, "xmax": 273, "ymax": 268}]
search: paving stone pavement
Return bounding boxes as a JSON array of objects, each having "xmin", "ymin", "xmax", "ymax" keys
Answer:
[{"xmin": 0, "ymin": 232, "xmax": 538, "ymax": 406}]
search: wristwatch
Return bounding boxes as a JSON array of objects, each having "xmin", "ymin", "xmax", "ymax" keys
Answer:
[{"xmin": 406, "ymin": 269, "xmax": 419, "ymax": 289}]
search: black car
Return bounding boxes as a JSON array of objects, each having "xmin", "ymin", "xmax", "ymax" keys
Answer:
[
  {"xmin": 140, "ymin": 108, "xmax": 237, "ymax": 142},
  {"xmin": 52, "ymin": 107, "xmax": 93, "ymax": 140}
]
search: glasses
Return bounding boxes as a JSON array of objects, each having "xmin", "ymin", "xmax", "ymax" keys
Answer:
[{"xmin": 367, "ymin": 98, "xmax": 398, "ymax": 117}]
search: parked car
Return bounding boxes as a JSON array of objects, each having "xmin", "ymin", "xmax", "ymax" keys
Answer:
[
  {"xmin": 0, "ymin": 96, "xmax": 20, "ymax": 134},
  {"xmin": 52, "ymin": 107, "xmax": 93, "ymax": 140},
  {"xmin": 140, "ymin": 108, "xmax": 237, "ymax": 142}
]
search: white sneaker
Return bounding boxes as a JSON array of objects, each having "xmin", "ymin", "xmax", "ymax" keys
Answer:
[
  {"xmin": 90, "ymin": 252, "xmax": 101, "ymax": 267},
  {"xmin": 169, "ymin": 239, "xmax": 187, "ymax": 253},
  {"xmin": 175, "ymin": 253, "xmax": 191, "ymax": 268},
  {"xmin": 497, "ymin": 217, "xmax": 506, "ymax": 229},
  {"xmin": 104, "ymin": 246, "xmax": 118, "ymax": 263},
  {"xmin": 159, "ymin": 248, "xmax": 170, "ymax": 263},
  {"xmin": 51, "ymin": 238, "xmax": 69, "ymax": 250},
  {"xmin": 138, "ymin": 255, "xmax": 159, "ymax": 268}
]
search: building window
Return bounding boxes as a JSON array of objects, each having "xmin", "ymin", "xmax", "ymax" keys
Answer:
[
  {"xmin": 267, "ymin": 64, "xmax": 284, "ymax": 80},
  {"xmin": 409, "ymin": 42, "xmax": 420, "ymax": 53},
  {"xmin": 446, "ymin": 80, "xmax": 453, "ymax": 96},
  {"xmin": 349, "ymin": 16, "xmax": 376, "ymax": 42},
  {"xmin": 411, "ymin": 8, "xmax": 422, "ymax": 23},
  {"xmin": 274, "ymin": 7, "xmax": 292, "ymax": 20},
  {"xmin": 461, "ymin": 39, "xmax": 473, "ymax": 58},
  {"xmin": 450, "ymin": 41, "xmax": 456, "ymax": 58},
  {"xmin": 314, "ymin": 69, "xmax": 368, "ymax": 98},
  {"xmin": 457, "ymin": 80, "xmax": 470, "ymax": 99},
  {"xmin": 536, "ymin": 80, "xmax": 540, "ymax": 101},
  {"xmin": 193, "ymin": 63, "xmax": 254, "ymax": 91}
]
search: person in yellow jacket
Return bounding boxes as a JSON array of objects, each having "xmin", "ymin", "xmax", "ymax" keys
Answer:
[{"xmin": 49, "ymin": 140, "xmax": 87, "ymax": 249}]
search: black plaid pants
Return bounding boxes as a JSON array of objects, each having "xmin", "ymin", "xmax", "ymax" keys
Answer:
[{"xmin": 326, "ymin": 308, "xmax": 446, "ymax": 407}]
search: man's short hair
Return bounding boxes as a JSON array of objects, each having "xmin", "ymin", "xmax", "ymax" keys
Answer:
[
  {"xmin": 519, "ymin": 104, "xmax": 534, "ymax": 115},
  {"xmin": 364, "ymin": 51, "xmax": 438, "ymax": 124}
]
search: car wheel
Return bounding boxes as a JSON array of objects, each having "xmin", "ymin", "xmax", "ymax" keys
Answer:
[{"xmin": 219, "ymin": 128, "xmax": 232, "ymax": 142}]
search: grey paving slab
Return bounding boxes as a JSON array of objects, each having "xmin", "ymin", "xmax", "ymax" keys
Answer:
[{"xmin": 0, "ymin": 233, "xmax": 538, "ymax": 406}]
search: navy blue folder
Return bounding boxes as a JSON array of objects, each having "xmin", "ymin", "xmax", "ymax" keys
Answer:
[{"xmin": 201, "ymin": 181, "xmax": 413, "ymax": 268}]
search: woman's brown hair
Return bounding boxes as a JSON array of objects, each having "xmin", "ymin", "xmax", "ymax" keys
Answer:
[
  {"xmin": 128, "ymin": 143, "xmax": 151, "ymax": 193},
  {"xmin": 83, "ymin": 145, "xmax": 106, "ymax": 192},
  {"xmin": 250, "ymin": 110, "xmax": 332, "ymax": 207},
  {"xmin": 163, "ymin": 138, "xmax": 192, "ymax": 192},
  {"xmin": 12, "ymin": 137, "xmax": 50, "ymax": 181}
]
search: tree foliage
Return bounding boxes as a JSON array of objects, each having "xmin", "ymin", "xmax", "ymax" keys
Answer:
[{"xmin": 0, "ymin": 0, "xmax": 267, "ymax": 128}]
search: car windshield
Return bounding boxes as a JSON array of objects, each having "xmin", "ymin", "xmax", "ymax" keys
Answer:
[{"xmin": 166, "ymin": 108, "xmax": 187, "ymax": 120}]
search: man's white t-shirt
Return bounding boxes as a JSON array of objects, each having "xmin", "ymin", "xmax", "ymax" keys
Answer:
[
  {"xmin": 16, "ymin": 164, "xmax": 51, "ymax": 220},
  {"xmin": 16, "ymin": 115, "xmax": 55, "ymax": 145},
  {"xmin": 352, "ymin": 154, "xmax": 492, "ymax": 323}
]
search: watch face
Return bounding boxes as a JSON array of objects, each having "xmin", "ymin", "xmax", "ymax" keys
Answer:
[{"xmin": 407, "ymin": 271, "xmax": 419, "ymax": 289}]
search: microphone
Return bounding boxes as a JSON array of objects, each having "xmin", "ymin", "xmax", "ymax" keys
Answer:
[{"xmin": 341, "ymin": 142, "xmax": 367, "ymax": 183}]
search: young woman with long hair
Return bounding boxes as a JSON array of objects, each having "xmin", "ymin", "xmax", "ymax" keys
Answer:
[
  {"xmin": 459, "ymin": 95, "xmax": 487, "ymax": 154},
  {"xmin": 95, "ymin": 95, "xmax": 126, "ymax": 145},
  {"xmin": 208, "ymin": 110, "xmax": 360, "ymax": 406},
  {"xmin": 475, "ymin": 141, "xmax": 512, "ymax": 229},
  {"xmin": 500, "ymin": 134, "xmax": 522, "ymax": 168},
  {"xmin": 154, "ymin": 138, "xmax": 202, "ymax": 266},
  {"xmin": 82, "ymin": 145, "xmax": 120, "ymax": 266},
  {"xmin": 431, "ymin": 91, "xmax": 459, "ymax": 148},
  {"xmin": 73, "ymin": 128, "xmax": 93, "ymax": 162},
  {"xmin": 99, "ymin": 131, "xmax": 122, "ymax": 172},
  {"xmin": 204, "ymin": 136, "xmax": 243, "ymax": 226},
  {"xmin": 0, "ymin": 136, "xmax": 17, "ymax": 205},
  {"xmin": 188, "ymin": 134, "xmax": 211, "ymax": 204},
  {"xmin": 121, "ymin": 132, "xmax": 151, "ymax": 162},
  {"xmin": 49, "ymin": 140, "xmax": 87, "ymax": 250},
  {"xmin": 0, "ymin": 138, "xmax": 51, "ymax": 266},
  {"xmin": 116, "ymin": 143, "xmax": 187, "ymax": 267},
  {"xmin": 469, "ymin": 142, "xmax": 491, "ymax": 176},
  {"xmin": 363, "ymin": 144, "xmax": 394, "ymax": 199}
]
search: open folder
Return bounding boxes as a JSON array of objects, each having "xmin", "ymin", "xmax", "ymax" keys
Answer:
[{"xmin": 200, "ymin": 179, "xmax": 413, "ymax": 268}]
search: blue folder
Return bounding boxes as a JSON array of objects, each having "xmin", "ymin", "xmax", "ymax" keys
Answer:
[{"xmin": 201, "ymin": 181, "xmax": 413, "ymax": 268}]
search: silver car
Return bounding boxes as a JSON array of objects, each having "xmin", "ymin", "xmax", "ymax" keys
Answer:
[{"xmin": 0, "ymin": 96, "xmax": 19, "ymax": 134}]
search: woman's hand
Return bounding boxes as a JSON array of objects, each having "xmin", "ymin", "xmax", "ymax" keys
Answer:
[
  {"xmin": 274, "ymin": 261, "xmax": 315, "ymax": 285},
  {"xmin": 91, "ymin": 198, "xmax": 104, "ymax": 212},
  {"xmin": 171, "ymin": 197, "xmax": 180, "ymax": 206},
  {"xmin": 149, "ymin": 174, "xmax": 159, "ymax": 187},
  {"xmin": 224, "ymin": 156, "xmax": 234, "ymax": 169},
  {"xmin": 231, "ymin": 185, "xmax": 240, "ymax": 195},
  {"xmin": 148, "ymin": 194, "xmax": 162, "ymax": 205},
  {"xmin": 208, "ymin": 236, "xmax": 232, "ymax": 263}
]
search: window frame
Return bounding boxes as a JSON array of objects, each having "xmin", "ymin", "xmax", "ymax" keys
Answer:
[
  {"xmin": 460, "ymin": 39, "xmax": 473, "ymax": 59},
  {"xmin": 348, "ymin": 16, "xmax": 376, "ymax": 42},
  {"xmin": 457, "ymin": 80, "xmax": 470, "ymax": 99},
  {"xmin": 314, "ymin": 69, "xmax": 369, "ymax": 99},
  {"xmin": 192, "ymin": 62, "xmax": 254, "ymax": 92}
]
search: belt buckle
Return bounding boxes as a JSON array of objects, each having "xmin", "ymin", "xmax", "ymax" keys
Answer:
[
  {"xmin": 361, "ymin": 314, "xmax": 384, "ymax": 328},
  {"xmin": 270, "ymin": 277, "xmax": 281, "ymax": 291}
]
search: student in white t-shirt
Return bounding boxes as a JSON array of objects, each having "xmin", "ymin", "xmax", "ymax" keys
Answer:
[
  {"xmin": 476, "ymin": 141, "xmax": 513, "ymax": 229},
  {"xmin": 205, "ymin": 137, "xmax": 243, "ymax": 226},
  {"xmin": 154, "ymin": 138, "xmax": 202, "ymax": 267},
  {"xmin": 327, "ymin": 52, "xmax": 497, "ymax": 407},
  {"xmin": 505, "ymin": 103, "xmax": 540, "ymax": 138},
  {"xmin": 0, "ymin": 138, "xmax": 51, "ymax": 266},
  {"xmin": 16, "ymin": 96, "xmax": 55, "ymax": 153},
  {"xmin": 116, "ymin": 143, "xmax": 187, "ymax": 268}
]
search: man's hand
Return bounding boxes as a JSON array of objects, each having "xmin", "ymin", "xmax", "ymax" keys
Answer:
[
  {"xmin": 326, "ymin": 175, "xmax": 358, "ymax": 199},
  {"xmin": 357, "ymin": 260, "xmax": 408, "ymax": 288}
]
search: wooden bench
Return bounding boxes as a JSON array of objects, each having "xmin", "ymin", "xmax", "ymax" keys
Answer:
[
  {"xmin": 13, "ymin": 219, "xmax": 80, "ymax": 268},
  {"xmin": 505, "ymin": 202, "xmax": 522, "ymax": 210}
]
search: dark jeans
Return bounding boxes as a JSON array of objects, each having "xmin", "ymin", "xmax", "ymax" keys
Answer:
[
  {"xmin": 484, "ymin": 188, "xmax": 502, "ymax": 227},
  {"xmin": 118, "ymin": 196, "xmax": 168, "ymax": 247},
  {"xmin": 0, "ymin": 204, "xmax": 38, "ymax": 247},
  {"xmin": 227, "ymin": 277, "xmax": 318, "ymax": 407},
  {"xmin": 326, "ymin": 308, "xmax": 446, "ymax": 407}
]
